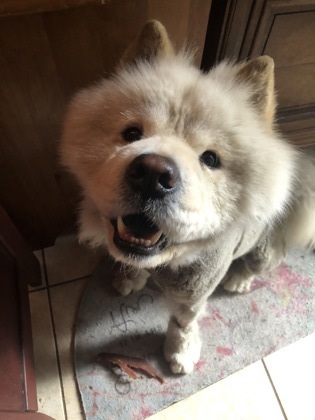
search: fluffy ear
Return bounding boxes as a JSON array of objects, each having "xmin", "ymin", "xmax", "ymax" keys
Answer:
[
  {"xmin": 236, "ymin": 56, "xmax": 276, "ymax": 124},
  {"xmin": 120, "ymin": 20, "xmax": 174, "ymax": 66}
]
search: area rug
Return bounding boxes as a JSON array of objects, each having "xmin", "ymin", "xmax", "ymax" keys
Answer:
[{"xmin": 74, "ymin": 249, "xmax": 315, "ymax": 420}]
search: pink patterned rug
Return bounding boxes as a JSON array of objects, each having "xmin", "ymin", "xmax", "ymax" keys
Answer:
[{"xmin": 74, "ymin": 249, "xmax": 315, "ymax": 419}]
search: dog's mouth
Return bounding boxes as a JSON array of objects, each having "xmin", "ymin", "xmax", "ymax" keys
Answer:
[{"xmin": 112, "ymin": 213, "xmax": 167, "ymax": 256}]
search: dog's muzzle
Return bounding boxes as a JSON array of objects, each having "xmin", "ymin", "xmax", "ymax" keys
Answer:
[{"xmin": 112, "ymin": 153, "xmax": 181, "ymax": 257}]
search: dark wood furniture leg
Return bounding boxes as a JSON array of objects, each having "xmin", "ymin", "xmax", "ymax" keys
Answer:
[{"xmin": 0, "ymin": 205, "xmax": 54, "ymax": 419}]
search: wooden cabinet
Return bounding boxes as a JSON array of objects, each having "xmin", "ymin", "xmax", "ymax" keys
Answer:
[
  {"xmin": 0, "ymin": 206, "xmax": 52, "ymax": 419},
  {"xmin": 202, "ymin": 0, "xmax": 315, "ymax": 148}
]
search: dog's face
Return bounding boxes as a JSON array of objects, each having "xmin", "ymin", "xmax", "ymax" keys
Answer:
[{"xmin": 61, "ymin": 21, "xmax": 296, "ymax": 269}]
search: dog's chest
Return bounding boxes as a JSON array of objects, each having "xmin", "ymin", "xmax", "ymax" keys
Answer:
[{"xmin": 152, "ymin": 239, "xmax": 237, "ymax": 302}]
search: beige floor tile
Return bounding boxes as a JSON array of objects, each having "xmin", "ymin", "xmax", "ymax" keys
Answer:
[
  {"xmin": 50, "ymin": 278, "xmax": 89, "ymax": 420},
  {"xmin": 43, "ymin": 234, "xmax": 103, "ymax": 285},
  {"xmin": 150, "ymin": 361, "xmax": 285, "ymax": 420},
  {"xmin": 264, "ymin": 332, "xmax": 315, "ymax": 420},
  {"xmin": 29, "ymin": 290, "xmax": 65, "ymax": 420}
]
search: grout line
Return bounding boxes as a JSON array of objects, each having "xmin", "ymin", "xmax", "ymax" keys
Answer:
[
  {"xmin": 262, "ymin": 359, "xmax": 288, "ymax": 420},
  {"xmin": 42, "ymin": 249, "xmax": 69, "ymax": 420},
  {"xmin": 29, "ymin": 286, "xmax": 47, "ymax": 293},
  {"xmin": 47, "ymin": 275, "xmax": 91, "ymax": 289},
  {"xmin": 41, "ymin": 247, "xmax": 92, "ymax": 288}
]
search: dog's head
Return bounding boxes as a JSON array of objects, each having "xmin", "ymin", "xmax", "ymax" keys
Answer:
[{"xmin": 60, "ymin": 21, "xmax": 297, "ymax": 268}]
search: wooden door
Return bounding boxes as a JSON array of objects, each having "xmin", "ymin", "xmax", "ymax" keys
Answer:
[{"xmin": 203, "ymin": 0, "xmax": 315, "ymax": 148}]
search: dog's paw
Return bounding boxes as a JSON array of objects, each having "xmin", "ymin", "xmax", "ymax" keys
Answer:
[
  {"xmin": 112, "ymin": 270, "xmax": 149, "ymax": 296},
  {"xmin": 223, "ymin": 275, "xmax": 253, "ymax": 294},
  {"xmin": 164, "ymin": 319, "xmax": 201, "ymax": 374}
]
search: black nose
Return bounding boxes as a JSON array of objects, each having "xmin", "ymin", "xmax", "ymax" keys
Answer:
[{"xmin": 125, "ymin": 153, "xmax": 180, "ymax": 198}]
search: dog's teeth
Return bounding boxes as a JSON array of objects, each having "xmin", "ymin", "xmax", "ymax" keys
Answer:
[
  {"xmin": 150, "ymin": 230, "xmax": 162, "ymax": 245},
  {"xmin": 140, "ymin": 238, "xmax": 152, "ymax": 247},
  {"xmin": 116, "ymin": 216, "xmax": 162, "ymax": 247},
  {"xmin": 117, "ymin": 216, "xmax": 127, "ymax": 236}
]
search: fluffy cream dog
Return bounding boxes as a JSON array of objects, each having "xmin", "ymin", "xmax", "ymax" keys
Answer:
[{"xmin": 60, "ymin": 21, "xmax": 315, "ymax": 374}]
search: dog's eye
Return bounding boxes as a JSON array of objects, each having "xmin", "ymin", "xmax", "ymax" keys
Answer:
[
  {"xmin": 199, "ymin": 151, "xmax": 220, "ymax": 169},
  {"xmin": 122, "ymin": 126, "xmax": 143, "ymax": 142}
]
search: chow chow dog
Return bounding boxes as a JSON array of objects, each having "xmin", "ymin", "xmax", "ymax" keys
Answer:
[{"xmin": 60, "ymin": 21, "xmax": 315, "ymax": 374}]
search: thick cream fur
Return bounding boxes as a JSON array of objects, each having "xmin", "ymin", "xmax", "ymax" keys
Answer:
[
  {"xmin": 61, "ymin": 55, "xmax": 301, "ymax": 268},
  {"xmin": 60, "ymin": 21, "xmax": 315, "ymax": 375}
]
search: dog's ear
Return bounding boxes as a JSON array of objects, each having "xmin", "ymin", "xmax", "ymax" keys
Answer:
[
  {"xmin": 236, "ymin": 56, "xmax": 276, "ymax": 124},
  {"xmin": 120, "ymin": 20, "xmax": 174, "ymax": 66}
]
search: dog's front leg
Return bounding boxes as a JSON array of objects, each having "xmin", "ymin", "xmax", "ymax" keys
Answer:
[
  {"xmin": 112, "ymin": 267, "xmax": 149, "ymax": 296},
  {"xmin": 164, "ymin": 298, "xmax": 207, "ymax": 374}
]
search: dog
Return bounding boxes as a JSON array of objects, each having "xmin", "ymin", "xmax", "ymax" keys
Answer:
[{"xmin": 60, "ymin": 21, "xmax": 315, "ymax": 374}]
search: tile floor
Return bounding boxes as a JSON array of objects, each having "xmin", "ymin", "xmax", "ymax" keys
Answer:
[{"xmin": 29, "ymin": 235, "xmax": 315, "ymax": 420}]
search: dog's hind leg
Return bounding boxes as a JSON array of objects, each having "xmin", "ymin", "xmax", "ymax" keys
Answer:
[
  {"xmin": 164, "ymin": 298, "xmax": 207, "ymax": 374},
  {"xmin": 223, "ymin": 230, "xmax": 286, "ymax": 293},
  {"xmin": 222, "ymin": 258, "xmax": 257, "ymax": 293},
  {"xmin": 112, "ymin": 267, "xmax": 149, "ymax": 296}
]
